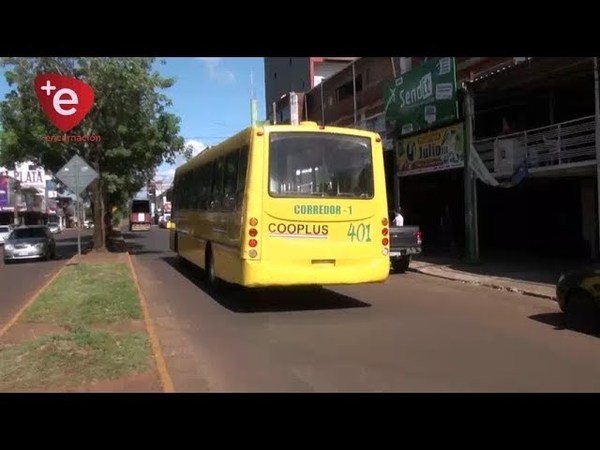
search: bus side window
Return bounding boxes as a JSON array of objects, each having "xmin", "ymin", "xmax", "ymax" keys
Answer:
[
  {"xmin": 186, "ymin": 173, "xmax": 192, "ymax": 209},
  {"xmin": 223, "ymin": 150, "xmax": 239, "ymax": 211},
  {"xmin": 210, "ymin": 156, "xmax": 225, "ymax": 210},
  {"xmin": 181, "ymin": 173, "xmax": 188, "ymax": 210},
  {"xmin": 191, "ymin": 166, "xmax": 200, "ymax": 209},
  {"xmin": 236, "ymin": 145, "xmax": 249, "ymax": 210},
  {"xmin": 172, "ymin": 175, "xmax": 178, "ymax": 212},
  {"xmin": 199, "ymin": 163, "xmax": 213, "ymax": 210}
]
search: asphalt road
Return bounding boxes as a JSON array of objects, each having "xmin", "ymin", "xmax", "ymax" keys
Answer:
[
  {"xmin": 129, "ymin": 227, "xmax": 600, "ymax": 392},
  {"xmin": 0, "ymin": 228, "xmax": 92, "ymax": 329}
]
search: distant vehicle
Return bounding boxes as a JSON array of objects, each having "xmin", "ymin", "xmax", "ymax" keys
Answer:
[
  {"xmin": 3, "ymin": 225, "xmax": 56, "ymax": 263},
  {"xmin": 83, "ymin": 220, "xmax": 95, "ymax": 229},
  {"xmin": 556, "ymin": 265, "xmax": 600, "ymax": 314},
  {"xmin": 47, "ymin": 222, "xmax": 62, "ymax": 234},
  {"xmin": 0, "ymin": 224, "xmax": 13, "ymax": 245},
  {"xmin": 388, "ymin": 210, "xmax": 422, "ymax": 273},
  {"xmin": 129, "ymin": 199, "xmax": 152, "ymax": 231},
  {"xmin": 159, "ymin": 214, "xmax": 170, "ymax": 229},
  {"xmin": 170, "ymin": 121, "xmax": 390, "ymax": 289}
]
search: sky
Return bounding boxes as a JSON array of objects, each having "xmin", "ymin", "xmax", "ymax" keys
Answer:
[{"xmin": 0, "ymin": 57, "xmax": 266, "ymax": 192}]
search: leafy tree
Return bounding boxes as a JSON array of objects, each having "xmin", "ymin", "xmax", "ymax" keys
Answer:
[{"xmin": 0, "ymin": 57, "xmax": 190, "ymax": 250}]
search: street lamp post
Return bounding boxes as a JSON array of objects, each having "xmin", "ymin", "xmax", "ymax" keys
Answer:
[{"xmin": 13, "ymin": 163, "xmax": 19, "ymax": 226}]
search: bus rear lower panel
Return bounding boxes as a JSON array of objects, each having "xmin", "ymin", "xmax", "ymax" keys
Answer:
[
  {"xmin": 130, "ymin": 213, "xmax": 152, "ymax": 231},
  {"xmin": 237, "ymin": 257, "xmax": 390, "ymax": 287}
]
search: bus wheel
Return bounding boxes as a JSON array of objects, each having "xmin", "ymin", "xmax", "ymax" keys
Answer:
[{"xmin": 205, "ymin": 246, "xmax": 218, "ymax": 289}]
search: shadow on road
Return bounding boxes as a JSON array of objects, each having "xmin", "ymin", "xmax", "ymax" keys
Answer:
[
  {"xmin": 529, "ymin": 308, "xmax": 600, "ymax": 339},
  {"xmin": 161, "ymin": 256, "xmax": 371, "ymax": 313},
  {"xmin": 55, "ymin": 235, "xmax": 93, "ymax": 244},
  {"xmin": 121, "ymin": 232, "xmax": 147, "ymax": 241},
  {"xmin": 55, "ymin": 240, "xmax": 94, "ymax": 259},
  {"xmin": 129, "ymin": 249, "xmax": 165, "ymax": 255},
  {"xmin": 125, "ymin": 241, "xmax": 164, "ymax": 256}
]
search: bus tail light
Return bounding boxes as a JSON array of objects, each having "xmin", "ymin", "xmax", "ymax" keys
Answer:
[
  {"xmin": 248, "ymin": 218, "xmax": 259, "ymax": 255},
  {"xmin": 416, "ymin": 230, "xmax": 422, "ymax": 245},
  {"xmin": 382, "ymin": 220, "xmax": 389, "ymax": 244},
  {"xmin": 382, "ymin": 218, "xmax": 390, "ymax": 246}
]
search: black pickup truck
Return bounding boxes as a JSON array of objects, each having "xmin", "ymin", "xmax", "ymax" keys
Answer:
[{"xmin": 388, "ymin": 225, "xmax": 422, "ymax": 273}]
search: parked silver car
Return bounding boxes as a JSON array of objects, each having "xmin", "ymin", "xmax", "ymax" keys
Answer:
[{"xmin": 3, "ymin": 225, "xmax": 56, "ymax": 263}]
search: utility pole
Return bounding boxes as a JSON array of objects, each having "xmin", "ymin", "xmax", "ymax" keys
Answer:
[
  {"xmin": 147, "ymin": 181, "xmax": 156, "ymax": 225},
  {"xmin": 290, "ymin": 92, "xmax": 299, "ymax": 125},
  {"xmin": 75, "ymin": 168, "xmax": 81, "ymax": 256},
  {"xmin": 352, "ymin": 62, "xmax": 358, "ymax": 127},
  {"xmin": 320, "ymin": 81, "xmax": 325, "ymax": 126},
  {"xmin": 13, "ymin": 163, "xmax": 19, "ymax": 226},
  {"xmin": 155, "ymin": 179, "xmax": 162, "ymax": 220},
  {"xmin": 594, "ymin": 57, "xmax": 600, "ymax": 259},
  {"xmin": 250, "ymin": 71, "xmax": 257, "ymax": 126},
  {"xmin": 394, "ymin": 142, "xmax": 401, "ymax": 211},
  {"xmin": 463, "ymin": 84, "xmax": 479, "ymax": 264}
]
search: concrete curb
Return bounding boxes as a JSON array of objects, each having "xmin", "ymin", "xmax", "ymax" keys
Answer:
[
  {"xmin": 126, "ymin": 252, "xmax": 175, "ymax": 393},
  {"xmin": 408, "ymin": 267, "xmax": 557, "ymax": 301}
]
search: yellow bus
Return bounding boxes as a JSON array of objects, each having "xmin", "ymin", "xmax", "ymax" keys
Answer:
[{"xmin": 169, "ymin": 121, "xmax": 390, "ymax": 288}]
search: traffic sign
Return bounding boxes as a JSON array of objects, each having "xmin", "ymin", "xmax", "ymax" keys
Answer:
[
  {"xmin": 55, "ymin": 155, "xmax": 98, "ymax": 194},
  {"xmin": 55, "ymin": 155, "xmax": 98, "ymax": 257}
]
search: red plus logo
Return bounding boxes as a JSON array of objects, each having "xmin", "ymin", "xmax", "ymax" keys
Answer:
[{"xmin": 34, "ymin": 74, "xmax": 94, "ymax": 133}]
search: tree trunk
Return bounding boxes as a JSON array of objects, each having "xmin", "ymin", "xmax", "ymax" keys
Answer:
[
  {"xmin": 103, "ymin": 191, "xmax": 112, "ymax": 244},
  {"xmin": 91, "ymin": 149, "xmax": 106, "ymax": 252},
  {"xmin": 91, "ymin": 179, "xmax": 106, "ymax": 251}
]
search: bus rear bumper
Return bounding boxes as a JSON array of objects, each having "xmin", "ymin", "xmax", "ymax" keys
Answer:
[
  {"xmin": 130, "ymin": 224, "xmax": 152, "ymax": 231},
  {"xmin": 240, "ymin": 257, "xmax": 390, "ymax": 287}
]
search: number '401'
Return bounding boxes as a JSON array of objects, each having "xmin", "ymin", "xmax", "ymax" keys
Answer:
[{"xmin": 347, "ymin": 223, "xmax": 372, "ymax": 242}]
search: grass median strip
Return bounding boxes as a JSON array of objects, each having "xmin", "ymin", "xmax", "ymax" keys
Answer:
[
  {"xmin": 0, "ymin": 328, "xmax": 149, "ymax": 391},
  {"xmin": 22, "ymin": 263, "xmax": 141, "ymax": 327},
  {"xmin": 0, "ymin": 261, "xmax": 153, "ymax": 391}
]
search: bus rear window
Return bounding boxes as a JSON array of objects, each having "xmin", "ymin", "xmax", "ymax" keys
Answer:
[
  {"xmin": 131, "ymin": 201, "xmax": 151, "ymax": 213},
  {"xmin": 268, "ymin": 132, "xmax": 374, "ymax": 199}
]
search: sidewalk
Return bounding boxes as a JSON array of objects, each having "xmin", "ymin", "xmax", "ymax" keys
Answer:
[{"xmin": 408, "ymin": 254, "xmax": 572, "ymax": 301}]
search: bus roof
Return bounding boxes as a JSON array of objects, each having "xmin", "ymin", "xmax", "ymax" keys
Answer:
[
  {"xmin": 175, "ymin": 126, "xmax": 252, "ymax": 177},
  {"xmin": 174, "ymin": 122, "xmax": 381, "ymax": 178},
  {"xmin": 261, "ymin": 121, "xmax": 380, "ymax": 139}
]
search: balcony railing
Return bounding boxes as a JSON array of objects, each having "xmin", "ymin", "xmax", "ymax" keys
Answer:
[{"xmin": 473, "ymin": 115, "xmax": 596, "ymax": 175}]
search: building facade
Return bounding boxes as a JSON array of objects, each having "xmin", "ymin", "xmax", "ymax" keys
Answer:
[
  {"xmin": 0, "ymin": 161, "xmax": 70, "ymax": 227},
  {"xmin": 264, "ymin": 56, "xmax": 599, "ymax": 262},
  {"xmin": 264, "ymin": 57, "xmax": 358, "ymax": 123}
]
